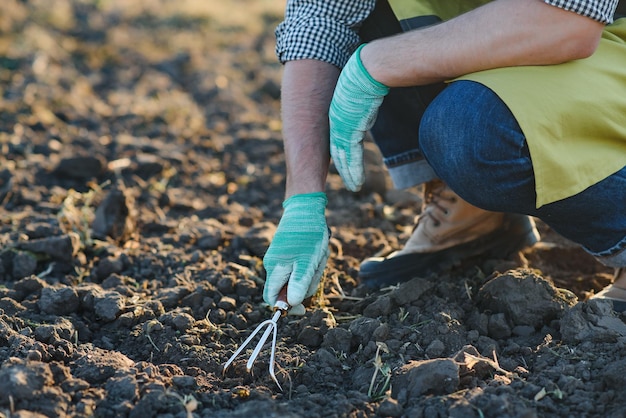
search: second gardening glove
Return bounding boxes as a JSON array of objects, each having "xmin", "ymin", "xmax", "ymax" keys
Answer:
[
  {"xmin": 329, "ymin": 44, "xmax": 389, "ymax": 192},
  {"xmin": 263, "ymin": 192, "xmax": 330, "ymax": 315}
]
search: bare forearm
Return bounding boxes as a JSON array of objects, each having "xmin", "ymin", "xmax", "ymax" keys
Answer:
[
  {"xmin": 281, "ymin": 59, "xmax": 340, "ymax": 198},
  {"xmin": 363, "ymin": 0, "xmax": 605, "ymax": 87}
]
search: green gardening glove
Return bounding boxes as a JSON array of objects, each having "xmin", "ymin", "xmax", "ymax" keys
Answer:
[
  {"xmin": 263, "ymin": 192, "xmax": 330, "ymax": 315},
  {"xmin": 329, "ymin": 44, "xmax": 389, "ymax": 192}
]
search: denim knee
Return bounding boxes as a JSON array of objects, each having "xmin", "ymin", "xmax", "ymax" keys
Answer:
[
  {"xmin": 418, "ymin": 81, "xmax": 537, "ymax": 212},
  {"xmin": 418, "ymin": 82, "xmax": 626, "ymax": 257}
]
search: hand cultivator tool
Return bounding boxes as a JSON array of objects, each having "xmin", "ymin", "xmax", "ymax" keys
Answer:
[{"xmin": 222, "ymin": 286, "xmax": 290, "ymax": 391}]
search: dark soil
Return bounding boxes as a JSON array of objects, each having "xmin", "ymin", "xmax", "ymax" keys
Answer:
[{"xmin": 1, "ymin": 1, "xmax": 626, "ymax": 417}]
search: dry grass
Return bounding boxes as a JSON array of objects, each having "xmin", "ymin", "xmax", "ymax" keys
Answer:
[{"xmin": 98, "ymin": 0, "xmax": 285, "ymax": 34}]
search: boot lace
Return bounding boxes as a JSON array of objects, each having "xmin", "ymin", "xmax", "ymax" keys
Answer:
[{"xmin": 419, "ymin": 180, "xmax": 457, "ymax": 228}]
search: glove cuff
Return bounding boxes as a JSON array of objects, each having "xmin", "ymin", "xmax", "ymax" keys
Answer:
[
  {"xmin": 283, "ymin": 192, "xmax": 328, "ymax": 210},
  {"xmin": 354, "ymin": 44, "xmax": 389, "ymax": 95}
]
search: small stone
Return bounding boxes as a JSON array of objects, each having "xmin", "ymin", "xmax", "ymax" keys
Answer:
[
  {"xmin": 217, "ymin": 296, "xmax": 237, "ymax": 311},
  {"xmin": 560, "ymin": 299, "xmax": 626, "ymax": 344},
  {"xmin": 297, "ymin": 326, "xmax": 323, "ymax": 348},
  {"xmin": 372, "ymin": 323, "xmax": 390, "ymax": 341},
  {"xmin": 12, "ymin": 251, "xmax": 38, "ymax": 279},
  {"xmin": 512, "ymin": 325, "xmax": 536, "ymax": 337},
  {"xmin": 0, "ymin": 359, "xmax": 53, "ymax": 398},
  {"xmin": 94, "ymin": 291, "xmax": 125, "ymax": 322},
  {"xmin": 24, "ymin": 221, "xmax": 61, "ymax": 239},
  {"xmin": 196, "ymin": 222, "xmax": 223, "ymax": 250},
  {"xmin": 33, "ymin": 318, "xmax": 75, "ymax": 343},
  {"xmin": 242, "ymin": 222, "xmax": 275, "ymax": 257},
  {"xmin": 377, "ymin": 398, "xmax": 403, "ymax": 417},
  {"xmin": 105, "ymin": 375, "xmax": 138, "ymax": 401},
  {"xmin": 477, "ymin": 269, "xmax": 572, "ymax": 327},
  {"xmin": 92, "ymin": 181, "xmax": 136, "ymax": 242},
  {"xmin": 392, "ymin": 358, "xmax": 459, "ymax": 399},
  {"xmin": 363, "ymin": 295, "xmax": 393, "ymax": 318},
  {"xmin": 216, "ymin": 276, "xmax": 236, "ymax": 294},
  {"xmin": 156, "ymin": 286, "xmax": 191, "ymax": 309},
  {"xmin": 235, "ymin": 278, "xmax": 257, "ymax": 297},
  {"xmin": 17, "ymin": 234, "xmax": 80, "ymax": 263},
  {"xmin": 12, "ymin": 276, "xmax": 47, "ymax": 301},
  {"xmin": 488, "ymin": 313, "xmax": 512, "ymax": 339},
  {"xmin": 171, "ymin": 312, "xmax": 195, "ymax": 332},
  {"xmin": 93, "ymin": 256, "xmax": 124, "ymax": 281},
  {"xmin": 349, "ymin": 317, "xmax": 381, "ymax": 346},
  {"xmin": 39, "ymin": 287, "xmax": 79, "ymax": 315},
  {"xmin": 27, "ymin": 350, "xmax": 43, "ymax": 362},
  {"xmin": 179, "ymin": 334, "xmax": 200, "ymax": 345},
  {"xmin": 390, "ymin": 278, "xmax": 435, "ymax": 306},
  {"xmin": 322, "ymin": 327, "xmax": 353, "ymax": 354},
  {"xmin": 54, "ymin": 156, "xmax": 105, "ymax": 178},
  {"xmin": 73, "ymin": 348, "xmax": 135, "ymax": 384},
  {"xmin": 0, "ymin": 297, "xmax": 27, "ymax": 316},
  {"xmin": 312, "ymin": 349, "xmax": 342, "ymax": 370},
  {"xmin": 425, "ymin": 339, "xmax": 446, "ymax": 358},
  {"xmin": 172, "ymin": 375, "xmax": 197, "ymax": 389}
]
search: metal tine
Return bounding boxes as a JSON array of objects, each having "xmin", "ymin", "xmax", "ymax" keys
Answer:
[
  {"xmin": 246, "ymin": 310, "xmax": 282, "ymax": 372},
  {"xmin": 222, "ymin": 317, "xmax": 273, "ymax": 374},
  {"xmin": 268, "ymin": 317, "xmax": 283, "ymax": 391},
  {"xmin": 222, "ymin": 285, "xmax": 290, "ymax": 391}
]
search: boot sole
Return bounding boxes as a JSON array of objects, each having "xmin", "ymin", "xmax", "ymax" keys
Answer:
[{"xmin": 359, "ymin": 214, "xmax": 540, "ymax": 289}]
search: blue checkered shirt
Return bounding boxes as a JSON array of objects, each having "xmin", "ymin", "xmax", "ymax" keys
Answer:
[{"xmin": 276, "ymin": 0, "xmax": 620, "ymax": 68}]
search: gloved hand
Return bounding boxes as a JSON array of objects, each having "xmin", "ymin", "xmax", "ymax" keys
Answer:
[
  {"xmin": 263, "ymin": 192, "xmax": 330, "ymax": 315},
  {"xmin": 329, "ymin": 43, "xmax": 389, "ymax": 192}
]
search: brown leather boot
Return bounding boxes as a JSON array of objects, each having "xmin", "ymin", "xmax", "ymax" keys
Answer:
[
  {"xmin": 591, "ymin": 268, "xmax": 626, "ymax": 312},
  {"xmin": 359, "ymin": 180, "xmax": 540, "ymax": 288}
]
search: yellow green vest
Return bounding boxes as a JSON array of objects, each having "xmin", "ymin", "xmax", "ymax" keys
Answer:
[{"xmin": 388, "ymin": 0, "xmax": 492, "ymax": 23}]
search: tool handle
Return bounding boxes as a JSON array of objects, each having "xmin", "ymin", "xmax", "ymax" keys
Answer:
[
  {"xmin": 274, "ymin": 285, "xmax": 290, "ymax": 313},
  {"xmin": 277, "ymin": 285, "xmax": 288, "ymax": 303}
]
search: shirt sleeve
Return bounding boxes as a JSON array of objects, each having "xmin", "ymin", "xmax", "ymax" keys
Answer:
[
  {"xmin": 544, "ymin": 0, "xmax": 619, "ymax": 24},
  {"xmin": 275, "ymin": 0, "xmax": 377, "ymax": 68}
]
